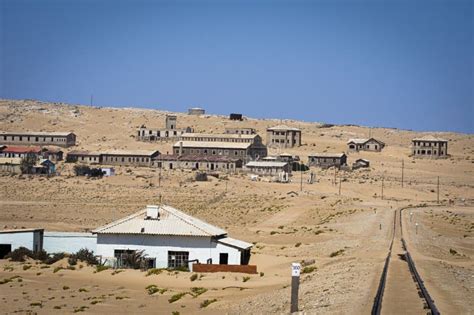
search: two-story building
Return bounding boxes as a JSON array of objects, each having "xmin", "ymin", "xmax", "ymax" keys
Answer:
[
  {"xmin": 266, "ymin": 125, "xmax": 301, "ymax": 148},
  {"xmin": 411, "ymin": 136, "xmax": 448, "ymax": 158},
  {"xmin": 308, "ymin": 153, "xmax": 347, "ymax": 169},
  {"xmin": 137, "ymin": 115, "xmax": 193, "ymax": 141},
  {"xmin": 0, "ymin": 131, "xmax": 76, "ymax": 147}
]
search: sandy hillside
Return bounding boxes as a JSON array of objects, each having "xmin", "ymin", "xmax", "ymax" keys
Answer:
[{"xmin": 0, "ymin": 99, "xmax": 473, "ymax": 314}]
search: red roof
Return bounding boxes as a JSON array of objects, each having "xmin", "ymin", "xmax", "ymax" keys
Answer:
[{"xmin": 1, "ymin": 146, "xmax": 42, "ymax": 154}]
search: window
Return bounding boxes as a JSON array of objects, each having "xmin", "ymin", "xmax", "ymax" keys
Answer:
[{"xmin": 168, "ymin": 251, "xmax": 189, "ymax": 269}]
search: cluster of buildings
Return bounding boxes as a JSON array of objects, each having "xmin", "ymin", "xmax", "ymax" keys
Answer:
[
  {"xmin": 0, "ymin": 113, "xmax": 450, "ymax": 178},
  {"xmin": 0, "ymin": 204, "xmax": 254, "ymax": 272}
]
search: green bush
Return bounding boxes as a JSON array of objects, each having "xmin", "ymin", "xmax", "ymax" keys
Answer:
[
  {"xmin": 71, "ymin": 249, "xmax": 99, "ymax": 266},
  {"xmin": 190, "ymin": 287, "xmax": 207, "ymax": 297},
  {"xmin": 168, "ymin": 292, "xmax": 187, "ymax": 303},
  {"xmin": 95, "ymin": 265, "xmax": 110, "ymax": 273},
  {"xmin": 190, "ymin": 274, "xmax": 198, "ymax": 282},
  {"xmin": 329, "ymin": 249, "xmax": 345, "ymax": 257},
  {"xmin": 301, "ymin": 266, "xmax": 317, "ymax": 274}
]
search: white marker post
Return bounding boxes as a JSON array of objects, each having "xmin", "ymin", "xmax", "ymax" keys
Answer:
[
  {"xmin": 291, "ymin": 262, "xmax": 301, "ymax": 313},
  {"xmin": 410, "ymin": 212, "xmax": 413, "ymax": 222},
  {"xmin": 415, "ymin": 222, "xmax": 419, "ymax": 235}
]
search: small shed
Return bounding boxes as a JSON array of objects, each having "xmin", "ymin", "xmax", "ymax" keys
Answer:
[
  {"xmin": 352, "ymin": 159, "xmax": 370, "ymax": 170},
  {"xmin": 33, "ymin": 159, "xmax": 55, "ymax": 175},
  {"xmin": 188, "ymin": 107, "xmax": 205, "ymax": 115},
  {"xmin": 0, "ymin": 229, "xmax": 44, "ymax": 258},
  {"xmin": 229, "ymin": 113, "xmax": 243, "ymax": 121}
]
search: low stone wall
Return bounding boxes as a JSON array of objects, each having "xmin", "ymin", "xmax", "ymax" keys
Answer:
[{"xmin": 192, "ymin": 264, "xmax": 257, "ymax": 274}]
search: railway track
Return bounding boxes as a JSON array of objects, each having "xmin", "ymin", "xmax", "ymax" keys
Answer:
[{"xmin": 371, "ymin": 207, "xmax": 440, "ymax": 315}]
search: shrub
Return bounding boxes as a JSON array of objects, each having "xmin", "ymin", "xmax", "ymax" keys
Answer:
[
  {"xmin": 63, "ymin": 286, "xmax": 70, "ymax": 290},
  {"xmin": 259, "ymin": 272, "xmax": 264, "ymax": 277},
  {"xmin": 5, "ymin": 247, "xmax": 33, "ymax": 262},
  {"xmin": 200, "ymin": 299, "xmax": 217, "ymax": 308},
  {"xmin": 73, "ymin": 306, "xmax": 89, "ymax": 313},
  {"xmin": 190, "ymin": 274, "xmax": 198, "ymax": 282},
  {"xmin": 168, "ymin": 292, "xmax": 187, "ymax": 303},
  {"xmin": 71, "ymin": 249, "xmax": 99, "ymax": 266},
  {"xmin": 53, "ymin": 267, "xmax": 63, "ymax": 273},
  {"xmin": 190, "ymin": 287, "xmax": 207, "ymax": 297},
  {"xmin": 23, "ymin": 265, "xmax": 32, "ymax": 271},
  {"xmin": 329, "ymin": 249, "xmax": 345, "ymax": 257},
  {"xmin": 29, "ymin": 302, "xmax": 42, "ymax": 307},
  {"xmin": 301, "ymin": 266, "xmax": 317, "ymax": 274},
  {"xmin": 44, "ymin": 253, "xmax": 66, "ymax": 265},
  {"xmin": 95, "ymin": 265, "xmax": 110, "ymax": 273},
  {"xmin": 78, "ymin": 288, "xmax": 88, "ymax": 292},
  {"xmin": 146, "ymin": 268, "xmax": 163, "ymax": 276},
  {"xmin": 295, "ymin": 242, "xmax": 302, "ymax": 247},
  {"xmin": 68, "ymin": 256, "xmax": 78, "ymax": 266},
  {"xmin": 242, "ymin": 276, "xmax": 250, "ymax": 283}
]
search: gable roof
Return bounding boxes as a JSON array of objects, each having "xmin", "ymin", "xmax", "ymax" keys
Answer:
[
  {"xmin": 93, "ymin": 205, "xmax": 227, "ymax": 237},
  {"xmin": 181, "ymin": 133, "xmax": 258, "ymax": 140},
  {"xmin": 0, "ymin": 131, "xmax": 74, "ymax": 137},
  {"xmin": 308, "ymin": 153, "xmax": 346, "ymax": 158},
  {"xmin": 246, "ymin": 161, "xmax": 288, "ymax": 168},
  {"xmin": 347, "ymin": 138, "xmax": 385, "ymax": 145},
  {"xmin": 1, "ymin": 146, "xmax": 42, "ymax": 154},
  {"xmin": 173, "ymin": 141, "xmax": 251, "ymax": 150}
]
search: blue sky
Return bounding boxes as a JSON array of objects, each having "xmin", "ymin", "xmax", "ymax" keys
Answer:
[{"xmin": 1, "ymin": 0, "xmax": 473, "ymax": 133}]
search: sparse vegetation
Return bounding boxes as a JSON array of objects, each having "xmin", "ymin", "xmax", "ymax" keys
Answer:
[
  {"xmin": 190, "ymin": 274, "xmax": 198, "ymax": 282},
  {"xmin": 295, "ymin": 242, "xmax": 302, "ymax": 247},
  {"xmin": 146, "ymin": 268, "xmax": 163, "ymax": 276},
  {"xmin": 190, "ymin": 287, "xmax": 207, "ymax": 297},
  {"xmin": 146, "ymin": 284, "xmax": 167, "ymax": 295},
  {"xmin": 73, "ymin": 306, "xmax": 89, "ymax": 313},
  {"xmin": 200, "ymin": 299, "xmax": 217, "ymax": 308},
  {"xmin": 329, "ymin": 249, "xmax": 345, "ymax": 257},
  {"xmin": 302, "ymin": 266, "xmax": 317, "ymax": 274},
  {"xmin": 242, "ymin": 276, "xmax": 250, "ymax": 282},
  {"xmin": 168, "ymin": 292, "xmax": 187, "ymax": 303},
  {"xmin": 95, "ymin": 265, "xmax": 110, "ymax": 273}
]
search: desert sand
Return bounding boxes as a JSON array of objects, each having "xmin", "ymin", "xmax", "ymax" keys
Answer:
[{"xmin": 0, "ymin": 99, "xmax": 473, "ymax": 314}]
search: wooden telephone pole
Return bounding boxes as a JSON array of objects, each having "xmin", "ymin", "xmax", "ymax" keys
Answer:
[
  {"xmin": 437, "ymin": 176, "xmax": 440, "ymax": 204},
  {"xmin": 401, "ymin": 159, "xmax": 404, "ymax": 188}
]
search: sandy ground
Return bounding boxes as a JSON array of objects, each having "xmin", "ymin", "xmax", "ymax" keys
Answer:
[{"xmin": 0, "ymin": 99, "xmax": 473, "ymax": 314}]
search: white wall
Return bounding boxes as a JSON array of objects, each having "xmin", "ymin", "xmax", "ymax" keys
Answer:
[
  {"xmin": 96, "ymin": 234, "xmax": 242, "ymax": 269},
  {"xmin": 43, "ymin": 232, "xmax": 97, "ymax": 254},
  {"xmin": 0, "ymin": 231, "xmax": 36, "ymax": 252}
]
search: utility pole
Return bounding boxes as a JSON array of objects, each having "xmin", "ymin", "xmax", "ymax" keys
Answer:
[
  {"xmin": 437, "ymin": 176, "xmax": 440, "ymax": 204},
  {"xmin": 334, "ymin": 167, "xmax": 337, "ymax": 186},
  {"xmin": 401, "ymin": 159, "xmax": 404, "ymax": 188},
  {"xmin": 339, "ymin": 177, "xmax": 342, "ymax": 195},
  {"xmin": 381, "ymin": 177, "xmax": 384, "ymax": 200},
  {"xmin": 158, "ymin": 158, "xmax": 162, "ymax": 187},
  {"xmin": 300, "ymin": 163, "xmax": 303, "ymax": 192},
  {"xmin": 90, "ymin": 94, "xmax": 94, "ymax": 107}
]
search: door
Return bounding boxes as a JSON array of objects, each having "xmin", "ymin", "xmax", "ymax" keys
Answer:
[
  {"xmin": 0, "ymin": 244, "xmax": 12, "ymax": 259},
  {"xmin": 219, "ymin": 253, "xmax": 228, "ymax": 265}
]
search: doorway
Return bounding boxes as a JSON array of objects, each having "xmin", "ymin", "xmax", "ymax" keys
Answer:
[
  {"xmin": 0, "ymin": 244, "xmax": 12, "ymax": 259},
  {"xmin": 219, "ymin": 253, "xmax": 228, "ymax": 265}
]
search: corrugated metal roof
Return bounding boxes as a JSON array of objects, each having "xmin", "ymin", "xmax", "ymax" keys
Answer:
[
  {"xmin": 158, "ymin": 154, "xmax": 240, "ymax": 162},
  {"xmin": 1, "ymin": 146, "xmax": 42, "ymax": 153},
  {"xmin": 412, "ymin": 135, "xmax": 448, "ymax": 142},
  {"xmin": 102, "ymin": 150, "xmax": 160, "ymax": 156},
  {"xmin": 68, "ymin": 150, "xmax": 101, "ymax": 156},
  {"xmin": 347, "ymin": 138, "xmax": 369, "ymax": 144},
  {"xmin": 93, "ymin": 205, "xmax": 227, "ymax": 237},
  {"xmin": 0, "ymin": 131, "xmax": 74, "ymax": 136},
  {"xmin": 267, "ymin": 125, "xmax": 301, "ymax": 131},
  {"xmin": 308, "ymin": 153, "xmax": 346, "ymax": 158},
  {"xmin": 218, "ymin": 237, "xmax": 253, "ymax": 250},
  {"xmin": 0, "ymin": 228, "xmax": 44, "ymax": 234},
  {"xmin": 246, "ymin": 161, "xmax": 288, "ymax": 167},
  {"xmin": 173, "ymin": 141, "xmax": 251, "ymax": 149},
  {"xmin": 181, "ymin": 133, "xmax": 257, "ymax": 140}
]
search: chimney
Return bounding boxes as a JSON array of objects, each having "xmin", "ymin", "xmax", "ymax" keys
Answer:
[
  {"xmin": 146, "ymin": 205, "xmax": 159, "ymax": 219},
  {"xmin": 179, "ymin": 141, "xmax": 183, "ymax": 156}
]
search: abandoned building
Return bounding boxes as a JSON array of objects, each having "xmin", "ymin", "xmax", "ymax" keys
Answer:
[
  {"xmin": 66, "ymin": 150, "xmax": 102, "ymax": 164},
  {"xmin": 224, "ymin": 127, "xmax": 256, "ymax": 135},
  {"xmin": 0, "ymin": 229, "xmax": 44, "ymax": 258},
  {"xmin": 411, "ymin": 136, "xmax": 448, "ymax": 158},
  {"xmin": 137, "ymin": 115, "xmax": 193, "ymax": 141},
  {"xmin": 32, "ymin": 159, "xmax": 56, "ymax": 175},
  {"xmin": 173, "ymin": 140, "xmax": 267, "ymax": 161},
  {"xmin": 266, "ymin": 125, "xmax": 301, "ymax": 148},
  {"xmin": 347, "ymin": 138, "xmax": 385, "ymax": 152},
  {"xmin": 229, "ymin": 113, "xmax": 243, "ymax": 121},
  {"xmin": 155, "ymin": 155, "xmax": 242, "ymax": 172},
  {"xmin": 93, "ymin": 205, "xmax": 253, "ymax": 270},
  {"xmin": 308, "ymin": 153, "xmax": 348, "ymax": 169},
  {"xmin": 0, "ymin": 131, "xmax": 76, "ymax": 147},
  {"xmin": 0, "ymin": 157, "xmax": 22, "ymax": 174},
  {"xmin": 0, "ymin": 146, "xmax": 42, "ymax": 158},
  {"xmin": 245, "ymin": 161, "xmax": 291, "ymax": 176},
  {"xmin": 101, "ymin": 150, "xmax": 160, "ymax": 167},
  {"xmin": 352, "ymin": 158, "xmax": 370, "ymax": 170},
  {"xmin": 180, "ymin": 132, "xmax": 262, "ymax": 144},
  {"xmin": 41, "ymin": 147, "xmax": 64, "ymax": 161},
  {"xmin": 188, "ymin": 107, "xmax": 205, "ymax": 115}
]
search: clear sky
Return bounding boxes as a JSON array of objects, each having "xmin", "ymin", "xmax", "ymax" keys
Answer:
[{"xmin": 1, "ymin": 0, "xmax": 473, "ymax": 133}]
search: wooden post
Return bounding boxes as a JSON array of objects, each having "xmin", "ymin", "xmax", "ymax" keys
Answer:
[
  {"xmin": 300, "ymin": 164, "xmax": 303, "ymax": 192},
  {"xmin": 291, "ymin": 263, "xmax": 301, "ymax": 313},
  {"xmin": 401, "ymin": 159, "xmax": 404, "ymax": 188},
  {"xmin": 381, "ymin": 177, "xmax": 384, "ymax": 200},
  {"xmin": 334, "ymin": 167, "xmax": 337, "ymax": 186},
  {"xmin": 437, "ymin": 176, "xmax": 440, "ymax": 204},
  {"xmin": 339, "ymin": 177, "xmax": 341, "ymax": 195}
]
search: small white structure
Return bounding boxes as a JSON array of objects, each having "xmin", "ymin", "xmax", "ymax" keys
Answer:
[
  {"xmin": 93, "ymin": 205, "xmax": 252, "ymax": 270},
  {"xmin": 100, "ymin": 167, "xmax": 115, "ymax": 177},
  {"xmin": 43, "ymin": 232, "xmax": 97, "ymax": 254},
  {"xmin": 188, "ymin": 107, "xmax": 205, "ymax": 115},
  {"xmin": 245, "ymin": 161, "xmax": 291, "ymax": 176},
  {"xmin": 0, "ymin": 229, "xmax": 44, "ymax": 258}
]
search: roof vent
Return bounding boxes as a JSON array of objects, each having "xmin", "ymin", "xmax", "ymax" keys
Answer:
[{"xmin": 146, "ymin": 205, "xmax": 159, "ymax": 220}]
